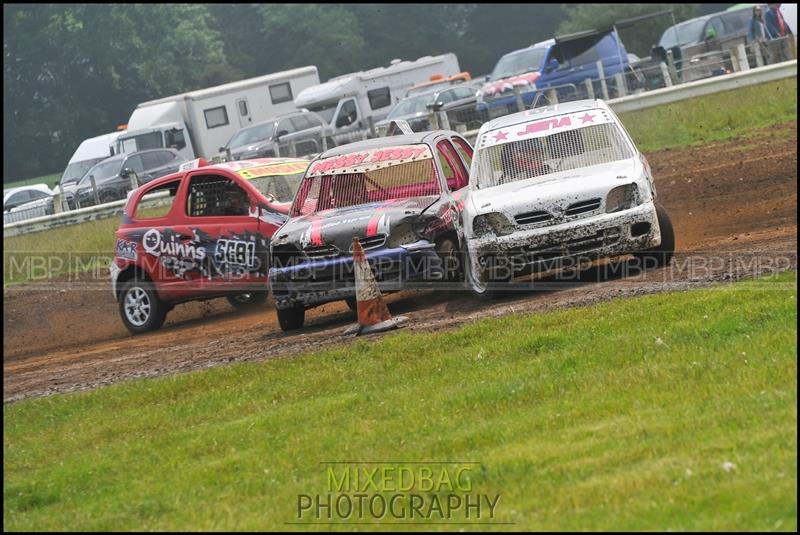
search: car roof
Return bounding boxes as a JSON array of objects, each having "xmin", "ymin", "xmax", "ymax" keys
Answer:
[
  {"xmin": 480, "ymin": 99, "xmax": 611, "ymax": 133},
  {"xmin": 234, "ymin": 110, "xmax": 318, "ymax": 132},
  {"xmin": 134, "ymin": 157, "xmax": 310, "ymax": 190},
  {"xmin": 4, "ymin": 184, "xmax": 52, "ymax": 202},
  {"xmin": 315, "ymin": 131, "xmax": 453, "ymax": 158}
]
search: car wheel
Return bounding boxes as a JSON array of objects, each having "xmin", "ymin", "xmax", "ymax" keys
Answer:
[
  {"xmin": 118, "ymin": 280, "xmax": 168, "ymax": 334},
  {"xmin": 277, "ymin": 305, "xmax": 305, "ymax": 331},
  {"xmin": 226, "ymin": 291, "xmax": 268, "ymax": 310},
  {"xmin": 465, "ymin": 253, "xmax": 509, "ymax": 300},
  {"xmin": 633, "ymin": 203, "xmax": 675, "ymax": 268},
  {"xmin": 436, "ymin": 237, "xmax": 464, "ymax": 283}
]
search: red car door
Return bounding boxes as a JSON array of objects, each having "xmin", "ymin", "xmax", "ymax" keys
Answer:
[{"xmin": 151, "ymin": 169, "xmax": 268, "ymax": 301}]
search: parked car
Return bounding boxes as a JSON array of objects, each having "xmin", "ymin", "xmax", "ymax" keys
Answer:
[
  {"xmin": 3, "ymin": 184, "xmax": 54, "ymax": 224},
  {"xmin": 71, "ymin": 148, "xmax": 187, "ymax": 208},
  {"xmin": 656, "ymin": 5, "xmax": 757, "ymax": 52},
  {"xmin": 268, "ymin": 130, "xmax": 475, "ymax": 331},
  {"xmin": 110, "ymin": 157, "xmax": 310, "ymax": 333},
  {"xmin": 477, "ymin": 29, "xmax": 633, "ymax": 118},
  {"xmin": 216, "ymin": 110, "xmax": 332, "ymax": 162},
  {"xmin": 375, "ymin": 84, "xmax": 483, "ymax": 135},
  {"xmin": 463, "ymin": 99, "xmax": 675, "ymax": 298},
  {"xmin": 4, "ymin": 184, "xmax": 53, "ymax": 212},
  {"xmin": 653, "ymin": 4, "xmax": 761, "ymax": 81}
]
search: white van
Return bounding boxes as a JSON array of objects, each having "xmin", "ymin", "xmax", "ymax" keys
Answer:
[
  {"xmin": 59, "ymin": 130, "xmax": 124, "ymax": 188},
  {"xmin": 294, "ymin": 54, "xmax": 461, "ymax": 144},
  {"xmin": 116, "ymin": 66, "xmax": 320, "ymax": 161}
]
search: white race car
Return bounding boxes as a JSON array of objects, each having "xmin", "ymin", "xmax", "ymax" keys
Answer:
[{"xmin": 463, "ymin": 99, "xmax": 674, "ymax": 297}]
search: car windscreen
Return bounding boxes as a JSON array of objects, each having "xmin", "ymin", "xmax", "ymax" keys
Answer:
[
  {"xmin": 81, "ymin": 159, "xmax": 123, "ymax": 184},
  {"xmin": 249, "ymin": 172, "xmax": 305, "ymax": 203},
  {"xmin": 308, "ymin": 102, "xmax": 338, "ymax": 124},
  {"xmin": 291, "ymin": 145, "xmax": 439, "ymax": 216},
  {"xmin": 60, "ymin": 158, "xmax": 106, "ymax": 184},
  {"xmin": 227, "ymin": 123, "xmax": 275, "ymax": 149},
  {"xmin": 387, "ymin": 94, "xmax": 432, "ymax": 119},
  {"xmin": 491, "ymin": 48, "xmax": 547, "ymax": 80},
  {"xmin": 473, "ymin": 115, "xmax": 634, "ymax": 189},
  {"xmin": 659, "ymin": 18, "xmax": 706, "ymax": 49}
]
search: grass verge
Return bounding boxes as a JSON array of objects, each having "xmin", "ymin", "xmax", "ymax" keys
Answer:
[
  {"xmin": 621, "ymin": 77, "xmax": 797, "ymax": 152},
  {"xmin": 4, "ymin": 271, "xmax": 797, "ymax": 531}
]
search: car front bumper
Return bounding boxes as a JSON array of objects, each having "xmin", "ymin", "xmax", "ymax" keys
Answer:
[
  {"xmin": 467, "ymin": 201, "xmax": 661, "ymax": 281},
  {"xmin": 269, "ymin": 240, "xmax": 442, "ymax": 309}
]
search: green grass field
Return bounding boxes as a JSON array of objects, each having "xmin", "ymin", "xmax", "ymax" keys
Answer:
[
  {"xmin": 620, "ymin": 77, "xmax": 797, "ymax": 152},
  {"xmin": 4, "ymin": 272, "xmax": 797, "ymax": 531}
]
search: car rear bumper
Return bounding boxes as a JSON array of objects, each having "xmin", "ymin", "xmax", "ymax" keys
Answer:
[{"xmin": 269, "ymin": 241, "xmax": 441, "ymax": 309}]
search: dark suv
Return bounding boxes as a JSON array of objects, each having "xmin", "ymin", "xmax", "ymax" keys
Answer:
[
  {"xmin": 217, "ymin": 110, "xmax": 333, "ymax": 161},
  {"xmin": 72, "ymin": 149, "xmax": 186, "ymax": 208}
]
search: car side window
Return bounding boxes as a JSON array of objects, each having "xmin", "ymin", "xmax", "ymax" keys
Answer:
[
  {"xmin": 453, "ymin": 87, "xmax": 475, "ymax": 100},
  {"xmin": 451, "ymin": 136, "xmax": 474, "ymax": 171},
  {"xmin": 336, "ymin": 99, "xmax": 358, "ymax": 127},
  {"xmin": 126, "ymin": 155, "xmax": 145, "ymax": 174},
  {"xmin": 186, "ymin": 174, "xmax": 251, "ymax": 217},
  {"xmin": 290, "ymin": 115, "xmax": 314, "ymax": 131},
  {"xmin": 29, "ymin": 190, "xmax": 51, "ymax": 201},
  {"xmin": 438, "ymin": 90, "xmax": 456, "ymax": 105},
  {"xmin": 133, "ymin": 179, "xmax": 180, "ymax": 219},
  {"xmin": 276, "ymin": 119, "xmax": 296, "ymax": 137},
  {"xmin": 141, "ymin": 153, "xmax": 162, "ymax": 170},
  {"xmin": 706, "ymin": 17, "xmax": 724, "ymax": 39},
  {"xmin": 436, "ymin": 139, "xmax": 469, "ymax": 192},
  {"xmin": 7, "ymin": 191, "xmax": 31, "ymax": 208}
]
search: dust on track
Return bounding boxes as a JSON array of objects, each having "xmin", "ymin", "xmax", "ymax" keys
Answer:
[{"xmin": 4, "ymin": 122, "xmax": 797, "ymax": 402}]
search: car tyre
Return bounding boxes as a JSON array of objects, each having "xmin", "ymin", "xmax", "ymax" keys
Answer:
[
  {"xmin": 436, "ymin": 237, "xmax": 464, "ymax": 283},
  {"xmin": 118, "ymin": 279, "xmax": 168, "ymax": 334},
  {"xmin": 633, "ymin": 203, "xmax": 675, "ymax": 268},
  {"xmin": 465, "ymin": 254, "xmax": 510, "ymax": 301},
  {"xmin": 277, "ymin": 305, "xmax": 305, "ymax": 331},
  {"xmin": 226, "ymin": 291, "xmax": 269, "ymax": 310}
]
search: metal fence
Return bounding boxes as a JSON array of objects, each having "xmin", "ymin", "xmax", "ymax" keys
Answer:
[{"xmin": 434, "ymin": 35, "xmax": 797, "ymax": 133}]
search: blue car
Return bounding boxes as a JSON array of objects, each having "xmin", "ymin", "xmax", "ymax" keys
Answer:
[{"xmin": 477, "ymin": 30, "xmax": 632, "ymax": 117}]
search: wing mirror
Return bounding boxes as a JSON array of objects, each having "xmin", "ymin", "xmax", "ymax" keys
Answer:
[
  {"xmin": 120, "ymin": 168, "xmax": 133, "ymax": 179},
  {"xmin": 546, "ymin": 58, "xmax": 560, "ymax": 72}
]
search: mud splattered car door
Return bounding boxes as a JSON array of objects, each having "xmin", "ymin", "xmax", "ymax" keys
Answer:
[{"xmin": 168, "ymin": 170, "xmax": 269, "ymax": 299}]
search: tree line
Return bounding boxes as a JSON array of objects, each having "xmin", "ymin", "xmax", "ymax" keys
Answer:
[{"xmin": 4, "ymin": 3, "xmax": 712, "ymax": 182}]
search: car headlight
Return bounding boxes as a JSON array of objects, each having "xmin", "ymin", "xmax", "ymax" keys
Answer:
[
  {"xmin": 472, "ymin": 212, "xmax": 514, "ymax": 238},
  {"xmin": 606, "ymin": 184, "xmax": 639, "ymax": 213}
]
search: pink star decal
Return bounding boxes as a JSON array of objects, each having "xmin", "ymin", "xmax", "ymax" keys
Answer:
[
  {"xmin": 580, "ymin": 113, "xmax": 595, "ymax": 124},
  {"xmin": 493, "ymin": 130, "xmax": 508, "ymax": 141}
]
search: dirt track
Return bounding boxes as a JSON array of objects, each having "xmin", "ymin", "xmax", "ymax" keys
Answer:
[{"xmin": 4, "ymin": 123, "xmax": 798, "ymax": 402}]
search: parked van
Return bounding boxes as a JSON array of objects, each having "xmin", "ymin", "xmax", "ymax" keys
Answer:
[
  {"xmin": 116, "ymin": 66, "xmax": 320, "ymax": 161},
  {"xmin": 59, "ymin": 130, "xmax": 124, "ymax": 189},
  {"xmin": 477, "ymin": 30, "xmax": 631, "ymax": 117},
  {"xmin": 293, "ymin": 54, "xmax": 461, "ymax": 144}
]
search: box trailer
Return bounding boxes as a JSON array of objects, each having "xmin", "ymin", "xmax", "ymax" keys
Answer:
[
  {"xmin": 294, "ymin": 54, "xmax": 460, "ymax": 144},
  {"xmin": 116, "ymin": 66, "xmax": 320, "ymax": 160}
]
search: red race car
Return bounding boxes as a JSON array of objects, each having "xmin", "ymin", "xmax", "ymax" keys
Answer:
[{"xmin": 110, "ymin": 157, "xmax": 309, "ymax": 334}]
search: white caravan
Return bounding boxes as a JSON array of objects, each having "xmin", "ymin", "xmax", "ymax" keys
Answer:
[
  {"xmin": 116, "ymin": 66, "xmax": 320, "ymax": 160},
  {"xmin": 294, "ymin": 54, "xmax": 460, "ymax": 144},
  {"xmin": 59, "ymin": 130, "xmax": 124, "ymax": 188}
]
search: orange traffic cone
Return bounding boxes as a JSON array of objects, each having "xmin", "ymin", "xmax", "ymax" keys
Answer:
[{"xmin": 343, "ymin": 237, "xmax": 408, "ymax": 336}]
